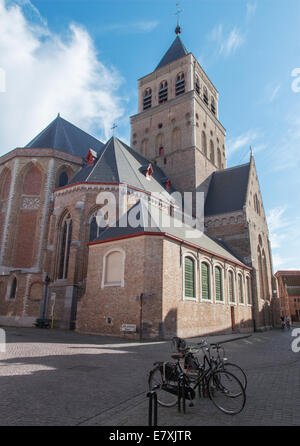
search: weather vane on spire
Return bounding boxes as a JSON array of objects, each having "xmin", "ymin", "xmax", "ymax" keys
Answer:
[{"xmin": 174, "ymin": 1, "xmax": 184, "ymax": 35}]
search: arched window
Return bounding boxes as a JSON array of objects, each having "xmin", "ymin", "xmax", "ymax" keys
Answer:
[
  {"xmin": 184, "ymin": 256, "xmax": 196, "ymax": 299},
  {"xmin": 156, "ymin": 133, "xmax": 164, "ymax": 156},
  {"xmin": 58, "ymin": 171, "xmax": 68, "ymax": 188},
  {"xmin": 14, "ymin": 164, "xmax": 43, "ymax": 268},
  {"xmin": 195, "ymin": 76, "xmax": 200, "ymax": 95},
  {"xmin": 238, "ymin": 274, "xmax": 244, "ymax": 304},
  {"xmin": 211, "ymin": 97, "xmax": 216, "ymax": 115},
  {"xmin": 202, "ymin": 131, "xmax": 207, "ymax": 156},
  {"xmin": 201, "ymin": 262, "xmax": 211, "ymax": 300},
  {"xmin": 143, "ymin": 88, "xmax": 152, "ymax": 110},
  {"xmin": 254, "ymin": 194, "xmax": 261, "ymax": 215},
  {"xmin": 215, "ymin": 266, "xmax": 223, "ymax": 302},
  {"xmin": 217, "ymin": 148, "xmax": 222, "ymax": 169},
  {"xmin": 159, "ymin": 81, "xmax": 168, "ymax": 104},
  {"xmin": 172, "ymin": 128, "xmax": 181, "ymax": 151},
  {"xmin": 102, "ymin": 250, "xmax": 125, "ymax": 287},
  {"xmin": 58, "ymin": 213, "xmax": 72, "ymax": 280},
  {"xmin": 228, "ymin": 270, "xmax": 235, "ymax": 303},
  {"xmin": 210, "ymin": 140, "xmax": 215, "ymax": 164},
  {"xmin": 262, "ymin": 250, "xmax": 269, "ymax": 300},
  {"xmin": 258, "ymin": 246, "xmax": 264, "ymax": 299},
  {"xmin": 203, "ymin": 86, "xmax": 209, "ymax": 105},
  {"xmin": 246, "ymin": 276, "xmax": 252, "ymax": 305},
  {"xmin": 9, "ymin": 277, "xmax": 17, "ymax": 300},
  {"xmin": 89, "ymin": 210, "xmax": 106, "ymax": 242},
  {"xmin": 176, "ymin": 72, "xmax": 185, "ymax": 96}
]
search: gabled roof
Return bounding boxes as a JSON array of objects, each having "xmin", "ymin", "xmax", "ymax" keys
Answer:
[
  {"xmin": 25, "ymin": 115, "xmax": 104, "ymax": 158},
  {"xmin": 69, "ymin": 137, "xmax": 176, "ymax": 199},
  {"xmin": 93, "ymin": 200, "xmax": 248, "ymax": 268},
  {"xmin": 205, "ymin": 163, "xmax": 251, "ymax": 216},
  {"xmin": 156, "ymin": 36, "xmax": 189, "ymax": 70}
]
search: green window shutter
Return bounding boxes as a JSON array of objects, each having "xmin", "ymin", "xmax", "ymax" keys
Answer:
[
  {"xmin": 215, "ymin": 267, "xmax": 222, "ymax": 301},
  {"xmin": 247, "ymin": 278, "xmax": 251, "ymax": 304},
  {"xmin": 229, "ymin": 271, "xmax": 235, "ymax": 302},
  {"xmin": 185, "ymin": 257, "xmax": 195, "ymax": 298},
  {"xmin": 201, "ymin": 263, "xmax": 210, "ymax": 300},
  {"xmin": 239, "ymin": 276, "xmax": 244, "ymax": 303}
]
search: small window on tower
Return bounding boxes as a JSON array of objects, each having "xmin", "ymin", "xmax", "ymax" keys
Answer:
[
  {"xmin": 143, "ymin": 88, "xmax": 152, "ymax": 110},
  {"xmin": 203, "ymin": 87, "xmax": 209, "ymax": 106},
  {"xmin": 176, "ymin": 72, "xmax": 185, "ymax": 96},
  {"xmin": 159, "ymin": 81, "xmax": 168, "ymax": 104},
  {"xmin": 195, "ymin": 76, "xmax": 200, "ymax": 95},
  {"xmin": 211, "ymin": 97, "xmax": 216, "ymax": 115}
]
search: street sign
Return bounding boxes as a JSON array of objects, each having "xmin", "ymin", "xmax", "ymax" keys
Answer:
[{"xmin": 120, "ymin": 324, "xmax": 136, "ymax": 332}]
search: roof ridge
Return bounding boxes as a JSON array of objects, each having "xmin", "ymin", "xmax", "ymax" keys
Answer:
[{"xmin": 214, "ymin": 162, "xmax": 250, "ymax": 174}]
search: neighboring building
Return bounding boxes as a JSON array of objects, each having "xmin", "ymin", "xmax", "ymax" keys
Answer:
[
  {"xmin": 0, "ymin": 27, "xmax": 280, "ymax": 338},
  {"xmin": 275, "ymin": 271, "xmax": 300, "ymax": 322}
]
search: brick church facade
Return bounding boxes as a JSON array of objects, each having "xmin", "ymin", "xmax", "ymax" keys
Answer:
[{"xmin": 0, "ymin": 29, "xmax": 280, "ymax": 338}]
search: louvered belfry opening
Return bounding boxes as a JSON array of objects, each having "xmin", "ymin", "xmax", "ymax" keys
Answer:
[
  {"xmin": 143, "ymin": 88, "xmax": 152, "ymax": 110},
  {"xmin": 176, "ymin": 73, "xmax": 185, "ymax": 96},
  {"xmin": 159, "ymin": 81, "xmax": 168, "ymax": 104}
]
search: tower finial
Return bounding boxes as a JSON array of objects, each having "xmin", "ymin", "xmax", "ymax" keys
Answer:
[
  {"xmin": 174, "ymin": 2, "xmax": 184, "ymax": 35},
  {"xmin": 250, "ymin": 146, "xmax": 253, "ymax": 159}
]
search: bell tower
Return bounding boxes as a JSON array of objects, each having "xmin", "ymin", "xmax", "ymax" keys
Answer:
[{"xmin": 130, "ymin": 25, "xmax": 227, "ymax": 197}]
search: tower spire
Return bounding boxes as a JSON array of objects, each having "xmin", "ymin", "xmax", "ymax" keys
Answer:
[{"xmin": 174, "ymin": 2, "xmax": 184, "ymax": 35}]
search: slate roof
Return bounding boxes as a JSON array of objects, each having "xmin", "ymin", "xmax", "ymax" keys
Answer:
[
  {"xmin": 156, "ymin": 36, "xmax": 189, "ymax": 70},
  {"xmin": 25, "ymin": 115, "xmax": 104, "ymax": 158},
  {"xmin": 205, "ymin": 163, "xmax": 251, "ymax": 216},
  {"xmin": 69, "ymin": 137, "xmax": 176, "ymax": 199},
  {"xmin": 94, "ymin": 200, "xmax": 248, "ymax": 267}
]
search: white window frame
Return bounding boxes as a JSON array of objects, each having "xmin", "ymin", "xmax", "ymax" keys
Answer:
[
  {"xmin": 237, "ymin": 272, "xmax": 245, "ymax": 306},
  {"xmin": 182, "ymin": 252, "xmax": 198, "ymax": 302},
  {"xmin": 227, "ymin": 267, "xmax": 236, "ymax": 306},
  {"xmin": 246, "ymin": 275, "xmax": 252, "ymax": 306},
  {"xmin": 213, "ymin": 262, "xmax": 225, "ymax": 304},
  {"xmin": 101, "ymin": 248, "xmax": 126, "ymax": 289},
  {"xmin": 200, "ymin": 258, "xmax": 213, "ymax": 303}
]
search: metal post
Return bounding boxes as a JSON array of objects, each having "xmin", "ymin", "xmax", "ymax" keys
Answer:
[
  {"xmin": 177, "ymin": 374, "xmax": 186, "ymax": 414},
  {"xmin": 139, "ymin": 293, "xmax": 143, "ymax": 343},
  {"xmin": 147, "ymin": 385, "xmax": 158, "ymax": 426},
  {"xmin": 42, "ymin": 275, "xmax": 51, "ymax": 320}
]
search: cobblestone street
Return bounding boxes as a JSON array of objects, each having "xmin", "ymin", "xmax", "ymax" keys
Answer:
[{"xmin": 0, "ymin": 327, "xmax": 299, "ymax": 426}]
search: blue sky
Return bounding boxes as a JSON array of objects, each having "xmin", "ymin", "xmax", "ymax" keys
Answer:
[{"xmin": 0, "ymin": 0, "xmax": 299, "ymax": 271}]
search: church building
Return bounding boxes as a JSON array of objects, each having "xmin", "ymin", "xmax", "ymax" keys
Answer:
[{"xmin": 0, "ymin": 26, "xmax": 280, "ymax": 338}]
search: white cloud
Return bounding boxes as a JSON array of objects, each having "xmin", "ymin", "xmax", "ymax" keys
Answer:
[
  {"xmin": 0, "ymin": 0, "xmax": 125, "ymax": 154},
  {"xmin": 209, "ymin": 25, "xmax": 245, "ymax": 58},
  {"xmin": 101, "ymin": 20, "xmax": 159, "ymax": 34},
  {"xmin": 267, "ymin": 206, "xmax": 300, "ymax": 270},
  {"xmin": 227, "ymin": 130, "xmax": 261, "ymax": 159}
]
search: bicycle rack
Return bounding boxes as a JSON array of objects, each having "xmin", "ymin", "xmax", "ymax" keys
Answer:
[{"xmin": 147, "ymin": 385, "xmax": 159, "ymax": 426}]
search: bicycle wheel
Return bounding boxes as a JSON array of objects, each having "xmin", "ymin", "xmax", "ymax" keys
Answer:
[
  {"xmin": 208, "ymin": 370, "xmax": 246, "ymax": 415},
  {"xmin": 148, "ymin": 366, "xmax": 178, "ymax": 407},
  {"xmin": 222, "ymin": 362, "xmax": 247, "ymax": 391}
]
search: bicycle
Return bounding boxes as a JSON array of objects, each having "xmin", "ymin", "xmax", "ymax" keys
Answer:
[
  {"xmin": 149, "ymin": 338, "xmax": 246, "ymax": 415},
  {"xmin": 205, "ymin": 339, "xmax": 248, "ymax": 391}
]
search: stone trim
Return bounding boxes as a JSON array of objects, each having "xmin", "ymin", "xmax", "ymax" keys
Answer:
[{"xmin": 0, "ymin": 158, "xmax": 19, "ymax": 263}]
